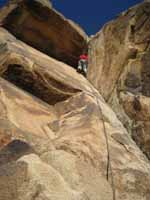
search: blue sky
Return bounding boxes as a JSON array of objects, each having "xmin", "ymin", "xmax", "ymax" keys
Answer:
[{"xmin": 0, "ymin": 0, "xmax": 143, "ymax": 35}]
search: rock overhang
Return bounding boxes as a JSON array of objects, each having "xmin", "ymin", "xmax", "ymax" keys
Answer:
[
  {"xmin": 0, "ymin": 0, "xmax": 88, "ymax": 68},
  {"xmin": 0, "ymin": 28, "xmax": 91, "ymax": 106}
]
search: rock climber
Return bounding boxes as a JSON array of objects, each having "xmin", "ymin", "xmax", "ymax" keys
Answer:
[{"xmin": 77, "ymin": 51, "xmax": 88, "ymax": 76}]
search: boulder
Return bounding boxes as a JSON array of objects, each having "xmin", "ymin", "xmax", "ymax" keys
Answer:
[
  {"xmin": 88, "ymin": 1, "xmax": 150, "ymax": 159},
  {"xmin": 0, "ymin": 0, "xmax": 87, "ymax": 67}
]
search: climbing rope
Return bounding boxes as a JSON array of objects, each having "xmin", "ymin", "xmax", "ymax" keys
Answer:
[
  {"xmin": 93, "ymin": 90, "xmax": 116, "ymax": 200},
  {"xmin": 88, "ymin": 47, "xmax": 116, "ymax": 200}
]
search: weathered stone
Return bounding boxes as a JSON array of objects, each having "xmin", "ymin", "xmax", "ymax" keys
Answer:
[
  {"xmin": 0, "ymin": 1, "xmax": 150, "ymax": 199},
  {"xmin": 88, "ymin": 1, "xmax": 150, "ymax": 159},
  {"xmin": 0, "ymin": 27, "xmax": 91, "ymax": 155},
  {"xmin": 0, "ymin": 154, "xmax": 87, "ymax": 200},
  {"xmin": 0, "ymin": 27, "xmax": 149, "ymax": 199},
  {"xmin": 120, "ymin": 92, "xmax": 150, "ymax": 159},
  {"xmin": 0, "ymin": 0, "xmax": 87, "ymax": 67},
  {"xmin": 0, "ymin": 140, "xmax": 34, "ymax": 166},
  {"xmin": 0, "ymin": 77, "xmax": 58, "ymax": 155},
  {"xmin": 0, "ymin": 28, "xmax": 91, "ymax": 105}
]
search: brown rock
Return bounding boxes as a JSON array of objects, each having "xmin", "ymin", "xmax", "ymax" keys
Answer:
[
  {"xmin": 0, "ymin": 28, "xmax": 91, "ymax": 105},
  {"xmin": 88, "ymin": 1, "xmax": 150, "ymax": 159},
  {"xmin": 0, "ymin": 0, "xmax": 87, "ymax": 67},
  {"xmin": 0, "ymin": 154, "xmax": 88, "ymax": 200},
  {"xmin": 0, "ymin": 27, "xmax": 90, "ymax": 154},
  {"xmin": 0, "ymin": 4, "xmax": 150, "ymax": 200},
  {"xmin": 120, "ymin": 92, "xmax": 150, "ymax": 159}
]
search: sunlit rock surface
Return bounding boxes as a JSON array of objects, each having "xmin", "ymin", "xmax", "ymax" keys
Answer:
[
  {"xmin": 0, "ymin": 1, "xmax": 150, "ymax": 200},
  {"xmin": 88, "ymin": 1, "xmax": 150, "ymax": 160}
]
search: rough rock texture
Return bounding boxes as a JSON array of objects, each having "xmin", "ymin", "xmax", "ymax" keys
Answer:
[
  {"xmin": 0, "ymin": 0, "xmax": 87, "ymax": 67},
  {"xmin": 0, "ymin": 27, "xmax": 150, "ymax": 200},
  {"xmin": 88, "ymin": 1, "xmax": 150, "ymax": 159},
  {"xmin": 0, "ymin": 1, "xmax": 150, "ymax": 200}
]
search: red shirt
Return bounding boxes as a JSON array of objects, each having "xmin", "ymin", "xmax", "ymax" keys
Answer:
[{"xmin": 80, "ymin": 54, "xmax": 88, "ymax": 60}]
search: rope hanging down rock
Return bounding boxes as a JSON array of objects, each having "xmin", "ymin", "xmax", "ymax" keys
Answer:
[
  {"xmin": 88, "ymin": 46, "xmax": 116, "ymax": 200},
  {"xmin": 94, "ymin": 91, "xmax": 116, "ymax": 200}
]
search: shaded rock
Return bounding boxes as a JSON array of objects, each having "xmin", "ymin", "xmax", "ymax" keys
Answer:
[
  {"xmin": 32, "ymin": 0, "xmax": 52, "ymax": 9},
  {"xmin": 0, "ymin": 140, "xmax": 34, "ymax": 166},
  {"xmin": 88, "ymin": 1, "xmax": 150, "ymax": 159},
  {"xmin": 120, "ymin": 92, "xmax": 150, "ymax": 159},
  {"xmin": 0, "ymin": 0, "xmax": 87, "ymax": 67}
]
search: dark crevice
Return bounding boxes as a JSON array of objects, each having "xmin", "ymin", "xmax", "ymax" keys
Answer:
[
  {"xmin": 141, "ymin": 54, "xmax": 150, "ymax": 97},
  {"xmin": 130, "ymin": 25, "xmax": 135, "ymax": 34},
  {"xmin": 0, "ymin": 140, "xmax": 34, "ymax": 166},
  {"xmin": 133, "ymin": 96, "xmax": 142, "ymax": 111},
  {"xmin": 132, "ymin": 124, "xmax": 150, "ymax": 160},
  {"xmin": 1, "ymin": 64, "xmax": 75, "ymax": 105}
]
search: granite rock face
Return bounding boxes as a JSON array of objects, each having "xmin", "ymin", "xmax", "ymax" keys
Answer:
[
  {"xmin": 0, "ymin": 1, "xmax": 150, "ymax": 200},
  {"xmin": 88, "ymin": 1, "xmax": 150, "ymax": 159},
  {"xmin": 0, "ymin": 27, "xmax": 150, "ymax": 200},
  {"xmin": 0, "ymin": 0, "xmax": 87, "ymax": 67}
]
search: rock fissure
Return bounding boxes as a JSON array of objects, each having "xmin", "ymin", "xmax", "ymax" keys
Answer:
[
  {"xmin": 88, "ymin": 51, "xmax": 117, "ymax": 200},
  {"xmin": 134, "ymin": 15, "xmax": 150, "ymax": 32},
  {"xmin": 1, "ymin": 64, "xmax": 78, "ymax": 105},
  {"xmin": 88, "ymin": 0, "xmax": 150, "ymax": 163}
]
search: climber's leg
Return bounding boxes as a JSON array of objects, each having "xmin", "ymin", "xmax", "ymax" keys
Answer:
[
  {"xmin": 77, "ymin": 60, "xmax": 87, "ymax": 76},
  {"xmin": 83, "ymin": 61, "xmax": 87, "ymax": 74},
  {"xmin": 77, "ymin": 60, "xmax": 82, "ymax": 72}
]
